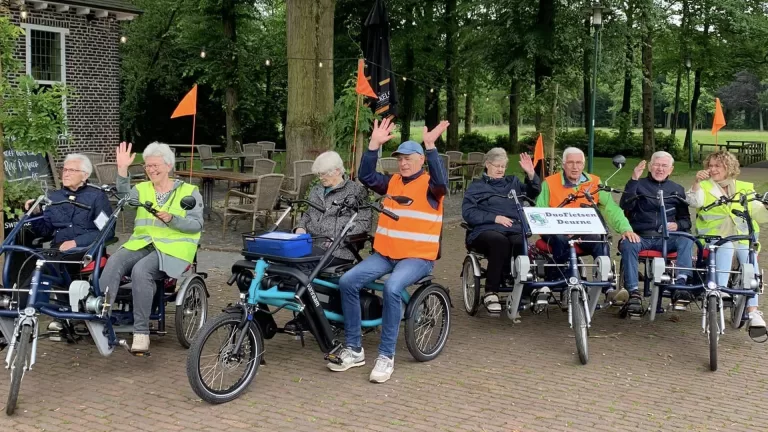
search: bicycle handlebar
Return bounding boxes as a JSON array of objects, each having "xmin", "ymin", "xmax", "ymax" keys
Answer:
[{"xmin": 279, "ymin": 195, "xmax": 326, "ymax": 213}]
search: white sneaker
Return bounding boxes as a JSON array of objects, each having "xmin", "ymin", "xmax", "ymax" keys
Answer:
[
  {"xmin": 131, "ymin": 334, "xmax": 150, "ymax": 352},
  {"xmin": 607, "ymin": 288, "xmax": 629, "ymax": 304},
  {"xmin": 369, "ymin": 355, "xmax": 395, "ymax": 383},
  {"xmin": 749, "ymin": 311, "xmax": 766, "ymax": 333},
  {"xmin": 327, "ymin": 347, "xmax": 365, "ymax": 372},
  {"xmin": 483, "ymin": 293, "xmax": 502, "ymax": 313}
]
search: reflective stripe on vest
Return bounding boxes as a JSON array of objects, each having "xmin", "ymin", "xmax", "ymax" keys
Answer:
[
  {"xmin": 121, "ymin": 181, "xmax": 201, "ymax": 263},
  {"xmin": 544, "ymin": 173, "xmax": 601, "ymax": 208},
  {"xmin": 373, "ymin": 173, "xmax": 443, "ymax": 260}
]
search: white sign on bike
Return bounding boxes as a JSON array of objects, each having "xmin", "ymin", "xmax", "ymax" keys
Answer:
[{"xmin": 523, "ymin": 207, "xmax": 607, "ymax": 235}]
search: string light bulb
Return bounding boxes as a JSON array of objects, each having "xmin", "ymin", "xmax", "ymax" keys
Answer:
[
  {"xmin": 200, "ymin": 48, "xmax": 206, "ymax": 59},
  {"xmin": 402, "ymin": 76, "xmax": 407, "ymax": 81},
  {"xmin": 265, "ymin": 59, "xmax": 271, "ymax": 66},
  {"xmin": 318, "ymin": 62, "xmax": 323, "ymax": 68},
  {"xmin": 430, "ymin": 88, "xmax": 434, "ymax": 93},
  {"xmin": 120, "ymin": 35, "xmax": 127, "ymax": 44},
  {"xmin": 20, "ymin": 7, "xmax": 28, "ymax": 20}
]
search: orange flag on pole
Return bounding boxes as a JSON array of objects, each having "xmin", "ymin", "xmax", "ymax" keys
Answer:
[
  {"xmin": 171, "ymin": 84, "xmax": 198, "ymax": 118},
  {"xmin": 712, "ymin": 98, "xmax": 726, "ymax": 145},
  {"xmin": 533, "ymin": 133, "xmax": 545, "ymax": 178},
  {"xmin": 355, "ymin": 59, "xmax": 378, "ymax": 99}
]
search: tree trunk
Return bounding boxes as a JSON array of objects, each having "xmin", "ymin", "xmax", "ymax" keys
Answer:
[
  {"xmin": 641, "ymin": 27, "xmax": 654, "ymax": 159},
  {"xmin": 444, "ymin": 0, "xmax": 459, "ymax": 150},
  {"xmin": 424, "ymin": 87, "xmax": 442, "ymax": 149},
  {"xmin": 760, "ymin": 108, "xmax": 764, "ymax": 132},
  {"xmin": 222, "ymin": 0, "xmax": 241, "ymax": 152},
  {"xmin": 582, "ymin": 19, "xmax": 591, "ymax": 132},
  {"xmin": 684, "ymin": 68, "xmax": 702, "ymax": 156},
  {"xmin": 464, "ymin": 91, "xmax": 473, "ymax": 135},
  {"xmin": 286, "ymin": 0, "xmax": 335, "ymax": 166},
  {"xmin": 673, "ymin": 0, "xmax": 688, "ymax": 140},
  {"xmin": 400, "ymin": 43, "xmax": 415, "ymax": 142},
  {"xmin": 671, "ymin": 69, "xmax": 682, "ymax": 136},
  {"xmin": 534, "ymin": 0, "xmax": 555, "ymax": 132},
  {"xmin": 509, "ymin": 79, "xmax": 520, "ymax": 152},
  {"xmin": 540, "ymin": 84, "xmax": 558, "ymax": 175}
]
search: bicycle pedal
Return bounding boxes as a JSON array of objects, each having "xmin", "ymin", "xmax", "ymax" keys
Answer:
[
  {"xmin": 672, "ymin": 301, "xmax": 690, "ymax": 312},
  {"xmin": 324, "ymin": 353, "xmax": 343, "ymax": 365},
  {"xmin": 629, "ymin": 314, "xmax": 643, "ymax": 320}
]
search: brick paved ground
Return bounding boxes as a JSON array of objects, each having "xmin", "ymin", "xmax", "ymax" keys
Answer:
[{"xmin": 2, "ymin": 170, "xmax": 768, "ymax": 431}]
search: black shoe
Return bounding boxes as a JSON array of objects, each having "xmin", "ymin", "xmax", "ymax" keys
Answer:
[
  {"xmin": 284, "ymin": 316, "xmax": 307, "ymax": 334},
  {"xmin": 620, "ymin": 291, "xmax": 643, "ymax": 318},
  {"xmin": 672, "ymin": 290, "xmax": 693, "ymax": 311}
]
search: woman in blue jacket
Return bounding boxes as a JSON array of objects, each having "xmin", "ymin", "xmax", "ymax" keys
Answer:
[{"xmin": 462, "ymin": 148, "xmax": 540, "ymax": 312}]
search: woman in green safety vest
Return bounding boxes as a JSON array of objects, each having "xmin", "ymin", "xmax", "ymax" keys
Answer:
[
  {"xmin": 687, "ymin": 150, "xmax": 768, "ymax": 338},
  {"xmin": 99, "ymin": 142, "xmax": 204, "ymax": 353}
]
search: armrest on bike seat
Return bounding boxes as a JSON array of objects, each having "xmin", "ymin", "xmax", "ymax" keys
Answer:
[
  {"xmin": 105, "ymin": 237, "xmax": 120, "ymax": 247},
  {"xmin": 31, "ymin": 236, "xmax": 53, "ymax": 248},
  {"xmin": 460, "ymin": 222, "xmax": 473, "ymax": 232},
  {"xmin": 343, "ymin": 233, "xmax": 372, "ymax": 246}
]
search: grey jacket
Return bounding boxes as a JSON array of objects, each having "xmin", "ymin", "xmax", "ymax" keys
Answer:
[
  {"xmin": 117, "ymin": 175, "xmax": 204, "ymax": 278},
  {"xmin": 295, "ymin": 179, "xmax": 371, "ymax": 261}
]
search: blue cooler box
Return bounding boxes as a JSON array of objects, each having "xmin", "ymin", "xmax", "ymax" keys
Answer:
[{"xmin": 244, "ymin": 232, "xmax": 314, "ymax": 258}]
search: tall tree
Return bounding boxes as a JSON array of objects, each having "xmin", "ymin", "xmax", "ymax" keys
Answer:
[
  {"xmin": 221, "ymin": 0, "xmax": 241, "ymax": 151},
  {"xmin": 285, "ymin": 0, "xmax": 335, "ymax": 165},
  {"xmin": 640, "ymin": 0, "xmax": 655, "ymax": 158},
  {"xmin": 444, "ymin": 0, "xmax": 460, "ymax": 150}
]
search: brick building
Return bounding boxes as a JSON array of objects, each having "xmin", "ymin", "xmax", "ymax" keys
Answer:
[{"xmin": 6, "ymin": 0, "xmax": 141, "ymax": 158}]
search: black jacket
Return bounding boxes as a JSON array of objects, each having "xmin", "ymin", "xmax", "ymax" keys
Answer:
[
  {"xmin": 619, "ymin": 174, "xmax": 691, "ymax": 236},
  {"xmin": 462, "ymin": 173, "xmax": 541, "ymax": 244},
  {"xmin": 30, "ymin": 183, "xmax": 114, "ymax": 248}
]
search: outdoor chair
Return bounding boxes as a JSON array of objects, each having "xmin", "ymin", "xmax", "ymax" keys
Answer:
[
  {"xmin": 94, "ymin": 162, "xmax": 126, "ymax": 231},
  {"xmin": 466, "ymin": 151, "xmax": 485, "ymax": 179},
  {"xmin": 439, "ymin": 153, "xmax": 465, "ymax": 196},
  {"xmin": 378, "ymin": 157, "xmax": 399, "ymax": 175},
  {"xmin": 222, "ymin": 173, "xmax": 284, "ymax": 233},
  {"xmin": 279, "ymin": 172, "xmax": 316, "ymax": 227}
]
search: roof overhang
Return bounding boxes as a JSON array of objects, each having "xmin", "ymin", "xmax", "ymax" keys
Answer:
[{"xmin": 15, "ymin": 0, "xmax": 141, "ymax": 21}]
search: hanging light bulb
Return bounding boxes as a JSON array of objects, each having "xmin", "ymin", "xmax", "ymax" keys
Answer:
[
  {"xmin": 120, "ymin": 35, "xmax": 127, "ymax": 44},
  {"xmin": 265, "ymin": 59, "xmax": 271, "ymax": 66},
  {"xmin": 430, "ymin": 88, "xmax": 434, "ymax": 93},
  {"xmin": 200, "ymin": 48, "xmax": 206, "ymax": 59},
  {"xmin": 318, "ymin": 62, "xmax": 323, "ymax": 68},
  {"xmin": 402, "ymin": 76, "xmax": 407, "ymax": 81},
  {"xmin": 463, "ymin": 93, "xmax": 467, "ymax": 97},
  {"xmin": 20, "ymin": 6, "xmax": 28, "ymax": 20}
]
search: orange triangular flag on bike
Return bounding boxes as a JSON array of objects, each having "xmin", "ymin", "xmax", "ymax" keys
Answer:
[
  {"xmin": 533, "ymin": 133, "xmax": 544, "ymax": 168},
  {"xmin": 171, "ymin": 84, "xmax": 198, "ymax": 119},
  {"xmin": 355, "ymin": 59, "xmax": 378, "ymax": 99},
  {"xmin": 712, "ymin": 97, "xmax": 726, "ymax": 135}
]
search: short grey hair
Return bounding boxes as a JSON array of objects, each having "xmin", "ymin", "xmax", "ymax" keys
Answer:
[
  {"xmin": 484, "ymin": 147, "xmax": 509, "ymax": 165},
  {"xmin": 143, "ymin": 142, "xmax": 175, "ymax": 167},
  {"xmin": 563, "ymin": 147, "xmax": 585, "ymax": 162},
  {"xmin": 64, "ymin": 154, "xmax": 93, "ymax": 177},
  {"xmin": 650, "ymin": 151, "xmax": 674, "ymax": 165},
  {"xmin": 312, "ymin": 151, "xmax": 345, "ymax": 175}
]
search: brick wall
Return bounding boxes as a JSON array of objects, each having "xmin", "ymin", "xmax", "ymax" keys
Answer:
[{"xmin": 7, "ymin": 7, "xmax": 122, "ymax": 162}]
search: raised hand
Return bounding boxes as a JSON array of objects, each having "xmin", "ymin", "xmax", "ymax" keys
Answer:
[
  {"xmin": 116, "ymin": 141, "xmax": 136, "ymax": 177},
  {"xmin": 519, "ymin": 153, "xmax": 535, "ymax": 178},
  {"xmin": 369, "ymin": 118, "xmax": 397, "ymax": 151},
  {"xmin": 422, "ymin": 120, "xmax": 450, "ymax": 150},
  {"xmin": 695, "ymin": 169, "xmax": 710, "ymax": 183},
  {"xmin": 632, "ymin": 160, "xmax": 647, "ymax": 181}
]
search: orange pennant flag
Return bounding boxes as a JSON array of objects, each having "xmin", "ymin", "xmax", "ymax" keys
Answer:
[
  {"xmin": 533, "ymin": 133, "xmax": 544, "ymax": 168},
  {"xmin": 355, "ymin": 59, "xmax": 377, "ymax": 99},
  {"xmin": 171, "ymin": 84, "xmax": 198, "ymax": 119},
  {"xmin": 711, "ymin": 97, "xmax": 726, "ymax": 135}
]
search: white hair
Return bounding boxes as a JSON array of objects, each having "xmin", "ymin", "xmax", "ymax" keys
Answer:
[
  {"xmin": 650, "ymin": 151, "xmax": 674, "ymax": 165},
  {"xmin": 312, "ymin": 151, "xmax": 345, "ymax": 175},
  {"xmin": 64, "ymin": 154, "xmax": 93, "ymax": 177},
  {"xmin": 143, "ymin": 142, "xmax": 176, "ymax": 167},
  {"xmin": 562, "ymin": 147, "xmax": 585, "ymax": 162},
  {"xmin": 484, "ymin": 147, "xmax": 509, "ymax": 165}
]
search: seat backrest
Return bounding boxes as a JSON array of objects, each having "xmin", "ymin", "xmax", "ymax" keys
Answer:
[
  {"xmin": 446, "ymin": 151, "xmax": 464, "ymax": 163},
  {"xmin": 251, "ymin": 158, "xmax": 277, "ymax": 176},
  {"xmin": 94, "ymin": 162, "xmax": 118, "ymax": 185},
  {"xmin": 295, "ymin": 172, "xmax": 315, "ymax": 199},
  {"xmin": 243, "ymin": 143, "xmax": 263, "ymax": 157},
  {"xmin": 234, "ymin": 140, "xmax": 244, "ymax": 154},
  {"xmin": 127, "ymin": 164, "xmax": 146, "ymax": 180},
  {"xmin": 257, "ymin": 141, "xmax": 276, "ymax": 152},
  {"xmin": 83, "ymin": 152, "xmax": 106, "ymax": 165},
  {"xmin": 467, "ymin": 152, "xmax": 484, "ymax": 163},
  {"xmin": 253, "ymin": 174, "xmax": 285, "ymax": 211},
  {"xmin": 379, "ymin": 157, "xmax": 399, "ymax": 173},
  {"xmin": 292, "ymin": 160, "xmax": 314, "ymax": 179},
  {"xmin": 438, "ymin": 153, "xmax": 450, "ymax": 171},
  {"xmin": 196, "ymin": 145, "xmax": 218, "ymax": 169}
]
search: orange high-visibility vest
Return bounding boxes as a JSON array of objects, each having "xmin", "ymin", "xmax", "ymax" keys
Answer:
[
  {"xmin": 544, "ymin": 173, "xmax": 602, "ymax": 208},
  {"xmin": 373, "ymin": 173, "xmax": 443, "ymax": 260}
]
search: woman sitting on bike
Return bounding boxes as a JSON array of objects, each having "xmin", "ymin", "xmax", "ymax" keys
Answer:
[
  {"xmin": 293, "ymin": 150, "xmax": 372, "ymax": 266},
  {"xmin": 687, "ymin": 150, "xmax": 768, "ymax": 336},
  {"xmin": 461, "ymin": 148, "xmax": 541, "ymax": 313},
  {"xmin": 99, "ymin": 142, "xmax": 204, "ymax": 353}
]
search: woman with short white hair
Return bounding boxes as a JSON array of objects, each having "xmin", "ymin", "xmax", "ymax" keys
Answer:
[{"xmin": 99, "ymin": 141, "xmax": 204, "ymax": 353}]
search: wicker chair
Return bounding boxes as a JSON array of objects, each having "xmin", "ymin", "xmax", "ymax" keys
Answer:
[
  {"xmin": 251, "ymin": 158, "xmax": 277, "ymax": 176},
  {"xmin": 466, "ymin": 151, "xmax": 485, "ymax": 179},
  {"xmin": 283, "ymin": 160, "xmax": 314, "ymax": 190},
  {"xmin": 446, "ymin": 151, "xmax": 464, "ymax": 163},
  {"xmin": 439, "ymin": 153, "xmax": 464, "ymax": 196},
  {"xmin": 243, "ymin": 143, "xmax": 264, "ymax": 172},
  {"xmin": 83, "ymin": 152, "xmax": 106, "ymax": 182},
  {"xmin": 127, "ymin": 164, "xmax": 147, "ymax": 183},
  {"xmin": 222, "ymin": 174, "xmax": 285, "ymax": 233},
  {"xmin": 378, "ymin": 157, "xmax": 399, "ymax": 175},
  {"xmin": 279, "ymin": 172, "xmax": 315, "ymax": 227},
  {"xmin": 94, "ymin": 162, "xmax": 125, "ymax": 231}
]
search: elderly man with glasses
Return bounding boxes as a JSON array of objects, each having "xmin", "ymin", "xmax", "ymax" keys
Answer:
[{"xmin": 617, "ymin": 151, "xmax": 695, "ymax": 315}]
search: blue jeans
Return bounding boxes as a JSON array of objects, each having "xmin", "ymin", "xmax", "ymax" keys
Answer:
[
  {"xmin": 543, "ymin": 235, "xmax": 607, "ymax": 262},
  {"xmin": 715, "ymin": 241, "xmax": 759, "ymax": 308},
  {"xmin": 620, "ymin": 236, "xmax": 693, "ymax": 292},
  {"xmin": 339, "ymin": 252, "xmax": 433, "ymax": 358}
]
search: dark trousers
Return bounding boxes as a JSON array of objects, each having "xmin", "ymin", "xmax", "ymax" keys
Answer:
[
  {"xmin": 469, "ymin": 231, "xmax": 526, "ymax": 292},
  {"xmin": 542, "ymin": 234, "xmax": 607, "ymax": 263}
]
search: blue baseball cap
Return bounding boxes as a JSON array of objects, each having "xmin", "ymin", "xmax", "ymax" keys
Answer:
[{"xmin": 391, "ymin": 140, "xmax": 424, "ymax": 157}]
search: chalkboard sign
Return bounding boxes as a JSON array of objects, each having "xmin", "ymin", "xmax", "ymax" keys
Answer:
[{"xmin": 3, "ymin": 148, "xmax": 55, "ymax": 184}]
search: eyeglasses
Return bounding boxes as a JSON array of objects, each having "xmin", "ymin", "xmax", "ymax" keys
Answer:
[
  {"xmin": 316, "ymin": 170, "xmax": 338, "ymax": 178},
  {"xmin": 651, "ymin": 163, "xmax": 671, "ymax": 169},
  {"xmin": 144, "ymin": 164, "xmax": 166, "ymax": 171},
  {"xmin": 488, "ymin": 163, "xmax": 507, "ymax": 170},
  {"xmin": 61, "ymin": 168, "xmax": 85, "ymax": 174},
  {"xmin": 565, "ymin": 161, "xmax": 585, "ymax": 167}
]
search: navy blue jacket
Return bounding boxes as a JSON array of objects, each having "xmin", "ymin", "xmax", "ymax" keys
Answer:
[
  {"xmin": 31, "ymin": 183, "xmax": 115, "ymax": 248},
  {"xmin": 619, "ymin": 174, "xmax": 691, "ymax": 236},
  {"xmin": 358, "ymin": 148, "xmax": 448, "ymax": 210},
  {"xmin": 462, "ymin": 173, "xmax": 541, "ymax": 244}
]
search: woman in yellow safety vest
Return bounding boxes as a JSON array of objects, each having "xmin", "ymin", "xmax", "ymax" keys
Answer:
[
  {"xmin": 99, "ymin": 142, "xmax": 204, "ymax": 353},
  {"xmin": 687, "ymin": 150, "xmax": 768, "ymax": 337}
]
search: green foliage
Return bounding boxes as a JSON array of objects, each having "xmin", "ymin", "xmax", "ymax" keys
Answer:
[
  {"xmin": 2, "ymin": 76, "xmax": 70, "ymax": 155},
  {"xmin": 329, "ymin": 78, "xmax": 377, "ymax": 152},
  {"xmin": 3, "ymin": 181, "xmax": 42, "ymax": 220},
  {"xmin": 458, "ymin": 132, "xmax": 493, "ymax": 153},
  {"xmin": 493, "ymin": 134, "xmax": 510, "ymax": 150}
]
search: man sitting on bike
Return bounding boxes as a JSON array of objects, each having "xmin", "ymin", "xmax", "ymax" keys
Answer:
[
  {"xmin": 330, "ymin": 118, "xmax": 449, "ymax": 383},
  {"xmin": 618, "ymin": 151, "xmax": 695, "ymax": 313},
  {"xmin": 535, "ymin": 147, "xmax": 640, "ymax": 298}
]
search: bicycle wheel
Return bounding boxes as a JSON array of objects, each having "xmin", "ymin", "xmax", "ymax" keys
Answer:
[
  {"xmin": 186, "ymin": 312, "xmax": 263, "ymax": 404},
  {"xmin": 6, "ymin": 324, "xmax": 33, "ymax": 416},
  {"xmin": 730, "ymin": 295, "xmax": 747, "ymax": 330},
  {"xmin": 708, "ymin": 296, "xmax": 719, "ymax": 372},
  {"xmin": 571, "ymin": 289, "xmax": 589, "ymax": 365},
  {"xmin": 176, "ymin": 278, "xmax": 208, "ymax": 348},
  {"xmin": 461, "ymin": 257, "xmax": 481, "ymax": 316},
  {"xmin": 405, "ymin": 284, "xmax": 451, "ymax": 362}
]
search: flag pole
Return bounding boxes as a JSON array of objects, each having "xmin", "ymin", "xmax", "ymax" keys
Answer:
[
  {"xmin": 350, "ymin": 93, "xmax": 362, "ymax": 180},
  {"xmin": 189, "ymin": 114, "xmax": 196, "ymax": 183}
]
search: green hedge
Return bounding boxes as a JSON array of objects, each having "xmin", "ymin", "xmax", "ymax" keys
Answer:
[{"xmin": 517, "ymin": 129, "xmax": 681, "ymax": 159}]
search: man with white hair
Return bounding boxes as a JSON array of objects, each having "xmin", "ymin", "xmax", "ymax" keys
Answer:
[
  {"xmin": 535, "ymin": 147, "xmax": 639, "ymax": 298},
  {"xmin": 618, "ymin": 151, "xmax": 694, "ymax": 314}
]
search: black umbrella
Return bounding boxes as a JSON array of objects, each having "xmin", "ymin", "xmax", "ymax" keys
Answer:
[{"xmin": 364, "ymin": 0, "xmax": 398, "ymax": 119}]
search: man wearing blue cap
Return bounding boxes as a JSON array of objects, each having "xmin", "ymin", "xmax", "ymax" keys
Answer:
[{"xmin": 329, "ymin": 117, "xmax": 449, "ymax": 383}]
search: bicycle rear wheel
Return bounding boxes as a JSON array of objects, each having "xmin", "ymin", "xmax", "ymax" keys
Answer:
[
  {"xmin": 571, "ymin": 289, "xmax": 589, "ymax": 365},
  {"xmin": 6, "ymin": 324, "xmax": 33, "ymax": 415},
  {"xmin": 708, "ymin": 296, "xmax": 719, "ymax": 372}
]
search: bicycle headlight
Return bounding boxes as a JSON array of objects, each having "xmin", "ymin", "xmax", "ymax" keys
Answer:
[{"xmin": 707, "ymin": 281, "xmax": 717, "ymax": 290}]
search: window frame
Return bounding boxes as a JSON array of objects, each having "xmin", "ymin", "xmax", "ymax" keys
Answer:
[{"xmin": 22, "ymin": 23, "xmax": 69, "ymax": 86}]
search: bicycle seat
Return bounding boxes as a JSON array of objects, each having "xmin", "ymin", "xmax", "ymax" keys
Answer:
[
  {"xmin": 535, "ymin": 238, "xmax": 585, "ymax": 256},
  {"xmin": 638, "ymin": 250, "xmax": 678, "ymax": 259},
  {"xmin": 81, "ymin": 256, "xmax": 109, "ymax": 273},
  {"xmin": 319, "ymin": 262, "xmax": 355, "ymax": 277}
]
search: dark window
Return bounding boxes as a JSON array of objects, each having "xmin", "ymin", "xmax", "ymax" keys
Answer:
[{"xmin": 30, "ymin": 29, "xmax": 62, "ymax": 82}]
